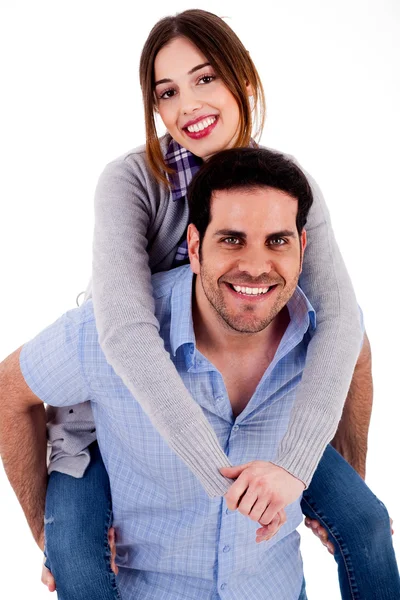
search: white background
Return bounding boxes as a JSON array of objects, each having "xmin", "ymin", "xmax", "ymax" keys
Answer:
[{"xmin": 0, "ymin": 1, "xmax": 399, "ymax": 598}]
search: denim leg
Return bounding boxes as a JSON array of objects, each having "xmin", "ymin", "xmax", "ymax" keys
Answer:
[
  {"xmin": 301, "ymin": 444, "xmax": 400, "ymax": 600},
  {"xmin": 45, "ymin": 441, "xmax": 121, "ymax": 600},
  {"xmin": 298, "ymin": 578, "xmax": 308, "ymax": 599}
]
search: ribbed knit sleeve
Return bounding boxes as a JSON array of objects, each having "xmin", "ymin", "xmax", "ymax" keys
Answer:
[
  {"xmin": 271, "ymin": 165, "xmax": 363, "ymax": 486},
  {"xmin": 92, "ymin": 154, "xmax": 232, "ymax": 497},
  {"xmin": 92, "ymin": 147, "xmax": 362, "ymax": 495}
]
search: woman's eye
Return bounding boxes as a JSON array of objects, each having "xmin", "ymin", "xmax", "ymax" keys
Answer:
[
  {"xmin": 158, "ymin": 88, "xmax": 176, "ymax": 100},
  {"xmin": 198, "ymin": 74, "xmax": 216, "ymax": 85}
]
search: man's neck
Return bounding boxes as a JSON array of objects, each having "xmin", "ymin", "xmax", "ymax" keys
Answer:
[
  {"xmin": 192, "ymin": 280, "xmax": 289, "ymax": 358},
  {"xmin": 192, "ymin": 280, "xmax": 290, "ymax": 416}
]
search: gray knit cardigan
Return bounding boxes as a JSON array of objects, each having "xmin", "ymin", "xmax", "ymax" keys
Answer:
[{"xmin": 47, "ymin": 137, "xmax": 362, "ymax": 497}]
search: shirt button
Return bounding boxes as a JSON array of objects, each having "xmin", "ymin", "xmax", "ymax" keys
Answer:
[
  {"xmin": 232, "ymin": 424, "xmax": 239, "ymax": 431},
  {"xmin": 220, "ymin": 583, "xmax": 227, "ymax": 591},
  {"xmin": 215, "ymin": 396, "xmax": 223, "ymax": 402},
  {"xmin": 223, "ymin": 545, "xmax": 230, "ymax": 553},
  {"xmin": 225, "ymin": 508, "xmax": 229, "ymax": 515}
]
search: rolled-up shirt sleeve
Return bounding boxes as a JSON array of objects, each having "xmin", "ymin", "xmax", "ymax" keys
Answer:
[{"xmin": 20, "ymin": 306, "xmax": 91, "ymax": 407}]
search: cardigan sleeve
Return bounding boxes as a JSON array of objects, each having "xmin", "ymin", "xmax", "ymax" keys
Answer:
[
  {"xmin": 271, "ymin": 164, "xmax": 363, "ymax": 486},
  {"xmin": 91, "ymin": 156, "xmax": 232, "ymax": 497}
]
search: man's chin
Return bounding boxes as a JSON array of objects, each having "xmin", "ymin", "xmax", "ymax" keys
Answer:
[{"xmin": 222, "ymin": 315, "xmax": 273, "ymax": 334}]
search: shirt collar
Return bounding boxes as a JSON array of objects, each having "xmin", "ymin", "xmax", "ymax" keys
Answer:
[
  {"xmin": 286, "ymin": 286, "xmax": 316, "ymax": 332},
  {"xmin": 169, "ymin": 265, "xmax": 316, "ymax": 358},
  {"xmin": 169, "ymin": 265, "xmax": 196, "ymax": 356}
]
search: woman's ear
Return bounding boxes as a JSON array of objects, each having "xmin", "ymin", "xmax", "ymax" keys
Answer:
[{"xmin": 245, "ymin": 80, "xmax": 254, "ymax": 97}]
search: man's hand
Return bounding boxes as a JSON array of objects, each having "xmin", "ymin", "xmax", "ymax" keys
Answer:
[
  {"xmin": 220, "ymin": 461, "xmax": 305, "ymax": 529},
  {"xmin": 40, "ymin": 527, "xmax": 118, "ymax": 592},
  {"xmin": 108, "ymin": 527, "xmax": 119, "ymax": 575},
  {"xmin": 304, "ymin": 517, "xmax": 335, "ymax": 554},
  {"xmin": 41, "ymin": 564, "xmax": 56, "ymax": 592}
]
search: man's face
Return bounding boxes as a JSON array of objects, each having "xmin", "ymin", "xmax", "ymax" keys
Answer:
[{"xmin": 188, "ymin": 186, "xmax": 307, "ymax": 334}]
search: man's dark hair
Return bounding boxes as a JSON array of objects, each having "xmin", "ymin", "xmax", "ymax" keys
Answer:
[{"xmin": 187, "ymin": 147, "xmax": 314, "ymax": 240}]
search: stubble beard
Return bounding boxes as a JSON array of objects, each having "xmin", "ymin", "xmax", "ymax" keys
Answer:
[{"xmin": 199, "ymin": 269, "xmax": 300, "ymax": 335}]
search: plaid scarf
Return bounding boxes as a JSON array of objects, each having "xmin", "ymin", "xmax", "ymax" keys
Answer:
[
  {"xmin": 165, "ymin": 137, "xmax": 203, "ymax": 266},
  {"xmin": 165, "ymin": 136, "xmax": 256, "ymax": 266}
]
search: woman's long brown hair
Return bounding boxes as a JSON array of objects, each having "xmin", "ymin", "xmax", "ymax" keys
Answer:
[{"xmin": 139, "ymin": 9, "xmax": 266, "ymax": 185}]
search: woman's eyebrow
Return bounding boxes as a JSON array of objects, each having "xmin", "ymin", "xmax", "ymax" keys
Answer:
[
  {"xmin": 154, "ymin": 63, "xmax": 211, "ymax": 87},
  {"xmin": 188, "ymin": 62, "xmax": 210, "ymax": 75}
]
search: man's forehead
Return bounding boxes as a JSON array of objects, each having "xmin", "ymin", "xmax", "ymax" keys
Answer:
[
  {"xmin": 210, "ymin": 186, "xmax": 297, "ymax": 206},
  {"xmin": 209, "ymin": 186, "xmax": 298, "ymax": 227}
]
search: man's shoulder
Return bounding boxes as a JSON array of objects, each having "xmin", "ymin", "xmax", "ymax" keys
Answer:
[
  {"xmin": 46, "ymin": 300, "xmax": 99, "ymax": 349},
  {"xmin": 151, "ymin": 265, "xmax": 191, "ymax": 300},
  {"xmin": 66, "ymin": 299, "xmax": 97, "ymax": 329}
]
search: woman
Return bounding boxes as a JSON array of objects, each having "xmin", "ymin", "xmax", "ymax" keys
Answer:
[{"xmin": 42, "ymin": 9, "xmax": 398, "ymax": 600}]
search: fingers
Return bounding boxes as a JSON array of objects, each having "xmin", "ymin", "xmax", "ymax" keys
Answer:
[
  {"xmin": 220, "ymin": 463, "xmax": 251, "ymax": 479},
  {"xmin": 259, "ymin": 500, "xmax": 282, "ymax": 526},
  {"xmin": 108, "ymin": 527, "xmax": 119, "ymax": 575},
  {"xmin": 304, "ymin": 517, "xmax": 335, "ymax": 555},
  {"xmin": 227, "ymin": 484, "xmax": 281, "ymax": 525},
  {"xmin": 225, "ymin": 477, "xmax": 282, "ymax": 524},
  {"xmin": 224, "ymin": 475, "xmax": 251, "ymax": 511},
  {"xmin": 41, "ymin": 564, "xmax": 56, "ymax": 592},
  {"xmin": 236, "ymin": 488, "xmax": 260, "ymax": 520},
  {"xmin": 245, "ymin": 496, "xmax": 271, "ymax": 523},
  {"xmin": 256, "ymin": 509, "xmax": 286, "ymax": 543}
]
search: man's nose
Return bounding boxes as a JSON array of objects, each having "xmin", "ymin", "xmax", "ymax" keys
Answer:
[{"xmin": 237, "ymin": 248, "xmax": 273, "ymax": 277}]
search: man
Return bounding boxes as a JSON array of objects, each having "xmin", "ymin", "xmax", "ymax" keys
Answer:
[{"xmin": 0, "ymin": 148, "xmax": 389, "ymax": 599}]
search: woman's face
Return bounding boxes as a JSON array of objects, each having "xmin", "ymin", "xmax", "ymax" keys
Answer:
[{"xmin": 154, "ymin": 37, "xmax": 242, "ymax": 159}]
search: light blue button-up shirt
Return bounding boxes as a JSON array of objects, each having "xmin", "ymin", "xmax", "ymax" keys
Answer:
[{"xmin": 21, "ymin": 265, "xmax": 316, "ymax": 600}]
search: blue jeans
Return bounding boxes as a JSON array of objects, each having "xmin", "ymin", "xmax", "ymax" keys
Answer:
[
  {"xmin": 44, "ymin": 442, "xmax": 121, "ymax": 599},
  {"xmin": 45, "ymin": 443, "xmax": 399, "ymax": 599},
  {"xmin": 298, "ymin": 578, "xmax": 307, "ymax": 599},
  {"xmin": 301, "ymin": 444, "xmax": 400, "ymax": 600}
]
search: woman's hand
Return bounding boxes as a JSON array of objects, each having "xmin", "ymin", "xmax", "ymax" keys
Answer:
[{"xmin": 221, "ymin": 461, "xmax": 305, "ymax": 533}]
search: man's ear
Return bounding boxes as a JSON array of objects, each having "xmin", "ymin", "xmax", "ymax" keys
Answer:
[
  {"xmin": 187, "ymin": 224, "xmax": 201, "ymax": 274},
  {"xmin": 299, "ymin": 229, "xmax": 307, "ymax": 271}
]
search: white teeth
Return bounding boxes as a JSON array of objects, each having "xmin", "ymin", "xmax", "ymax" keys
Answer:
[
  {"xmin": 232, "ymin": 285, "xmax": 271, "ymax": 296},
  {"xmin": 187, "ymin": 116, "xmax": 216, "ymax": 133}
]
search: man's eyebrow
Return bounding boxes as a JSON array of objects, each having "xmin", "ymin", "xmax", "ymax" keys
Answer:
[
  {"xmin": 213, "ymin": 229, "xmax": 247, "ymax": 238},
  {"xmin": 154, "ymin": 63, "xmax": 211, "ymax": 87},
  {"xmin": 213, "ymin": 229, "xmax": 297, "ymax": 240},
  {"xmin": 266, "ymin": 230, "xmax": 296, "ymax": 239}
]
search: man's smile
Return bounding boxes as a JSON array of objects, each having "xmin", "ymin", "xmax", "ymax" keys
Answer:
[{"xmin": 224, "ymin": 282, "xmax": 279, "ymax": 301}]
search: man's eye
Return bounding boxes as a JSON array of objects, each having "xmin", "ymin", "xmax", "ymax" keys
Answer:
[
  {"xmin": 222, "ymin": 237, "xmax": 240, "ymax": 245},
  {"xmin": 268, "ymin": 238, "xmax": 286, "ymax": 246}
]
